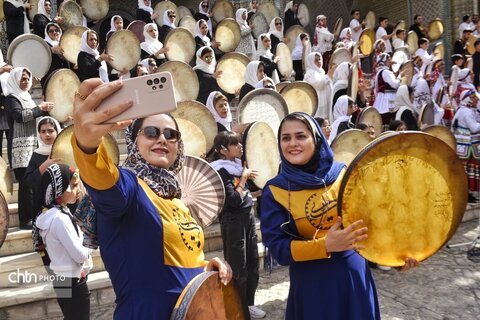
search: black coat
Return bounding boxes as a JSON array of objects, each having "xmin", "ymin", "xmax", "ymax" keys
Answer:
[
  {"xmin": 239, "ymin": 83, "xmax": 255, "ymax": 102},
  {"xmin": 33, "ymin": 14, "xmax": 50, "ymax": 39},
  {"xmin": 194, "ymin": 69, "xmax": 234, "ymax": 105},
  {"xmin": 283, "ymin": 9, "xmax": 301, "ymax": 35},
  {"xmin": 77, "ymin": 51, "xmax": 103, "ymax": 82},
  {"xmin": 24, "ymin": 152, "xmax": 48, "ymax": 217},
  {"xmin": 158, "ymin": 25, "xmax": 173, "ymax": 44},
  {"xmin": 4, "ymin": 2, "xmax": 26, "ymax": 42},
  {"xmin": 136, "ymin": 8, "xmax": 153, "ymax": 24},
  {"xmin": 41, "ymin": 43, "xmax": 70, "ymax": 88}
]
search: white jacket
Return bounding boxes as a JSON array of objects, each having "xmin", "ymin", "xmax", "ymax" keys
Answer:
[{"xmin": 36, "ymin": 207, "xmax": 92, "ymax": 278}]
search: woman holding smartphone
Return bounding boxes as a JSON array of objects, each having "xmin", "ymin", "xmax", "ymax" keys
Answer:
[{"xmin": 71, "ymin": 78, "xmax": 232, "ymax": 319}]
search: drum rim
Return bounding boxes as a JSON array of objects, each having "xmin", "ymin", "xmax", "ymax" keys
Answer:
[
  {"xmin": 212, "ymin": 0, "xmax": 234, "ymax": 23},
  {"xmin": 216, "ymin": 52, "xmax": 250, "ymax": 94},
  {"xmin": 79, "ymin": 0, "xmax": 109, "ymax": 21},
  {"xmin": 280, "ymin": 81, "xmax": 318, "ymax": 116},
  {"xmin": 417, "ymin": 102, "xmax": 435, "ymax": 128},
  {"xmin": 422, "ymin": 124, "xmax": 457, "ymax": 151},
  {"xmin": 355, "ymin": 106, "xmax": 383, "ymax": 136},
  {"xmin": 164, "ymin": 27, "xmax": 196, "ymax": 62},
  {"xmin": 347, "ymin": 63, "xmax": 359, "ymax": 101},
  {"xmin": 333, "ymin": 17, "xmax": 343, "ymax": 37},
  {"xmin": 6, "ymin": 34, "xmax": 52, "ymax": 78},
  {"xmin": 215, "ymin": 18, "xmax": 242, "ymax": 53},
  {"xmin": 0, "ymin": 191, "xmax": 9, "ymax": 249}
]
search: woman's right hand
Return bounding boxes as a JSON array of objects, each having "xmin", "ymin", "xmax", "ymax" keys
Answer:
[
  {"xmin": 325, "ymin": 217, "xmax": 368, "ymax": 253},
  {"xmin": 39, "ymin": 101, "xmax": 54, "ymax": 113},
  {"xmin": 73, "ymin": 79, "xmax": 133, "ymax": 154},
  {"xmin": 212, "ymin": 70, "xmax": 223, "ymax": 79},
  {"xmin": 100, "ymin": 53, "xmax": 114, "ymax": 63},
  {"xmin": 241, "ymin": 168, "xmax": 258, "ymax": 181},
  {"xmin": 39, "ymin": 158, "xmax": 61, "ymax": 175}
]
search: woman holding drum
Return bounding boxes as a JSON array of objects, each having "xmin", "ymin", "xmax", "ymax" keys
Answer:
[
  {"xmin": 71, "ymin": 78, "xmax": 231, "ymax": 319},
  {"xmin": 136, "ymin": 0, "xmax": 159, "ymax": 24},
  {"xmin": 5, "ymin": 67, "xmax": 54, "ymax": 229},
  {"xmin": 304, "ymin": 52, "xmax": 332, "ymax": 119},
  {"xmin": 255, "ymin": 34, "xmax": 280, "ymax": 83},
  {"xmin": 235, "ymin": 8, "xmax": 255, "ymax": 59},
  {"xmin": 140, "ymin": 23, "xmax": 168, "ymax": 67},
  {"xmin": 33, "ymin": 0, "xmax": 63, "ymax": 39},
  {"xmin": 105, "ymin": 15, "xmax": 124, "ymax": 43},
  {"xmin": 77, "ymin": 30, "xmax": 113, "ymax": 83},
  {"xmin": 268, "ymin": 17, "xmax": 285, "ymax": 55},
  {"xmin": 194, "ymin": 1, "xmax": 213, "ymax": 38},
  {"xmin": 194, "ymin": 19, "xmax": 221, "ymax": 56},
  {"xmin": 260, "ymin": 112, "xmax": 418, "ymax": 320},
  {"xmin": 239, "ymin": 60, "xmax": 266, "ymax": 101},
  {"xmin": 329, "ymin": 95, "xmax": 357, "ymax": 143},
  {"xmin": 41, "ymin": 22, "xmax": 70, "ymax": 87},
  {"xmin": 158, "ymin": 10, "xmax": 176, "ymax": 43},
  {"xmin": 392, "ymin": 85, "xmax": 419, "ymax": 130}
]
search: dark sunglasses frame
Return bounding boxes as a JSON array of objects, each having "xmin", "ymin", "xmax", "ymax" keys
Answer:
[{"xmin": 139, "ymin": 126, "xmax": 181, "ymax": 141}]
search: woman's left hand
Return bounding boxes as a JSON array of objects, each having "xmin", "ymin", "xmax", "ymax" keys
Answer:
[
  {"xmin": 205, "ymin": 257, "xmax": 232, "ymax": 285},
  {"xmin": 399, "ymin": 257, "xmax": 419, "ymax": 272}
]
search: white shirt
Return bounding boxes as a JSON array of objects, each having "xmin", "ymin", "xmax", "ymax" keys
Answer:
[
  {"xmin": 313, "ymin": 26, "xmax": 334, "ymax": 53},
  {"xmin": 376, "ymin": 26, "xmax": 392, "ymax": 53},
  {"xmin": 458, "ymin": 22, "xmax": 471, "ymax": 39},
  {"xmin": 415, "ymin": 48, "xmax": 433, "ymax": 75},
  {"xmin": 392, "ymin": 38, "xmax": 405, "ymax": 51},
  {"xmin": 350, "ymin": 19, "xmax": 362, "ymax": 42}
]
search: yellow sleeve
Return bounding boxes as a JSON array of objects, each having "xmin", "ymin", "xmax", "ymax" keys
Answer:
[
  {"xmin": 290, "ymin": 237, "xmax": 331, "ymax": 261},
  {"xmin": 71, "ymin": 134, "xmax": 119, "ymax": 190}
]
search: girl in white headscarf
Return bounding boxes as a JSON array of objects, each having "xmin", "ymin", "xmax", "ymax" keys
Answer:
[
  {"xmin": 331, "ymin": 61, "xmax": 351, "ymax": 121},
  {"xmin": 106, "ymin": 15, "xmax": 123, "ymax": 42},
  {"xmin": 41, "ymin": 22, "xmax": 70, "ymax": 87},
  {"xmin": 33, "ymin": 0, "xmax": 55, "ymax": 38},
  {"xmin": 304, "ymin": 52, "xmax": 332, "ymax": 118},
  {"xmin": 158, "ymin": 9, "xmax": 176, "ymax": 43},
  {"xmin": 291, "ymin": 33, "xmax": 310, "ymax": 80},
  {"xmin": 239, "ymin": 61, "xmax": 266, "ymax": 100},
  {"xmin": 268, "ymin": 17, "xmax": 284, "ymax": 55},
  {"xmin": 329, "ymin": 95, "xmax": 356, "ymax": 143},
  {"xmin": 339, "ymin": 27, "xmax": 354, "ymax": 50},
  {"xmin": 206, "ymin": 91, "xmax": 233, "ymax": 131},
  {"xmin": 373, "ymin": 53, "xmax": 400, "ymax": 123},
  {"xmin": 77, "ymin": 30, "xmax": 111, "ymax": 83},
  {"xmin": 393, "ymin": 85, "xmax": 418, "ymax": 130},
  {"xmin": 255, "ymin": 33, "xmax": 280, "ymax": 83},
  {"xmin": 452, "ymin": 68, "xmax": 476, "ymax": 108},
  {"xmin": 140, "ymin": 23, "xmax": 168, "ymax": 66},
  {"xmin": 4, "ymin": 0, "xmax": 31, "ymax": 43},
  {"xmin": 194, "ymin": 1, "xmax": 213, "ymax": 38},
  {"xmin": 136, "ymin": 0, "xmax": 159, "ymax": 24},
  {"xmin": 5, "ymin": 67, "xmax": 54, "ymax": 229},
  {"xmin": 235, "ymin": 8, "xmax": 255, "ymax": 58}
]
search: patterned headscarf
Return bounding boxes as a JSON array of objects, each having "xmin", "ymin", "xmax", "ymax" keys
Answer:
[
  {"xmin": 122, "ymin": 117, "xmax": 185, "ymax": 199},
  {"xmin": 42, "ymin": 163, "xmax": 77, "ymax": 208}
]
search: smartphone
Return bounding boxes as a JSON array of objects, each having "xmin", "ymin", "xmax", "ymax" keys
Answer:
[{"xmin": 96, "ymin": 72, "xmax": 177, "ymax": 123}]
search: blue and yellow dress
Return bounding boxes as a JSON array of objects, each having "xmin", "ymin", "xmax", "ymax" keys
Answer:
[{"xmin": 72, "ymin": 138, "xmax": 207, "ymax": 320}]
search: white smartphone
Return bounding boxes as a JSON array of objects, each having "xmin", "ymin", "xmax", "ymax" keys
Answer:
[{"xmin": 96, "ymin": 72, "xmax": 177, "ymax": 123}]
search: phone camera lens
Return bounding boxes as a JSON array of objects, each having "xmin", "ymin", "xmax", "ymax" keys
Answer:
[
  {"xmin": 152, "ymin": 85, "xmax": 157, "ymax": 90},
  {"xmin": 147, "ymin": 79, "xmax": 153, "ymax": 86},
  {"xmin": 153, "ymin": 78, "xmax": 160, "ymax": 84},
  {"xmin": 159, "ymin": 85, "xmax": 164, "ymax": 89},
  {"xmin": 160, "ymin": 77, "xmax": 166, "ymax": 83}
]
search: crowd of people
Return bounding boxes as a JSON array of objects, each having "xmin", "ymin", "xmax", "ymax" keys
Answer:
[{"xmin": 0, "ymin": 0, "xmax": 477, "ymax": 319}]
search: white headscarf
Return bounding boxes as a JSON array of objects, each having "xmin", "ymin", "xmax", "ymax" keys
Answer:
[
  {"xmin": 109, "ymin": 15, "xmax": 123, "ymax": 33},
  {"xmin": 305, "ymin": 52, "xmax": 324, "ymax": 76},
  {"xmin": 268, "ymin": 17, "xmax": 284, "ymax": 40},
  {"xmin": 43, "ymin": 22, "xmax": 62, "ymax": 47},
  {"xmin": 6, "ymin": 67, "xmax": 35, "ymax": 107},
  {"xmin": 332, "ymin": 61, "xmax": 350, "ymax": 93},
  {"xmin": 5, "ymin": 0, "xmax": 30, "ymax": 35},
  {"xmin": 198, "ymin": 1, "xmax": 213, "ymax": 37},
  {"xmin": 284, "ymin": 1, "xmax": 293, "ymax": 13},
  {"xmin": 35, "ymin": 116, "xmax": 62, "ymax": 156},
  {"xmin": 458, "ymin": 68, "xmax": 471, "ymax": 82},
  {"xmin": 459, "ymin": 89, "xmax": 477, "ymax": 108},
  {"xmin": 254, "ymin": 77, "xmax": 276, "ymax": 90},
  {"xmin": 193, "ymin": 46, "xmax": 216, "ymax": 74},
  {"xmin": 140, "ymin": 23, "xmax": 164, "ymax": 57},
  {"xmin": 393, "ymin": 85, "xmax": 414, "ymax": 112},
  {"xmin": 235, "ymin": 8, "xmax": 249, "ymax": 28},
  {"xmin": 255, "ymin": 33, "xmax": 274, "ymax": 61},
  {"xmin": 80, "ymin": 30, "xmax": 109, "ymax": 83},
  {"xmin": 329, "ymin": 95, "xmax": 351, "ymax": 142},
  {"xmin": 162, "ymin": 10, "xmax": 176, "ymax": 29},
  {"xmin": 138, "ymin": 0, "xmax": 153, "ymax": 15},
  {"xmin": 291, "ymin": 33, "xmax": 305, "ymax": 60},
  {"xmin": 37, "ymin": 0, "xmax": 51, "ymax": 19},
  {"xmin": 206, "ymin": 91, "xmax": 232, "ymax": 130},
  {"xmin": 245, "ymin": 61, "xmax": 262, "ymax": 87},
  {"xmin": 195, "ymin": 19, "xmax": 211, "ymax": 47},
  {"xmin": 340, "ymin": 27, "xmax": 351, "ymax": 40}
]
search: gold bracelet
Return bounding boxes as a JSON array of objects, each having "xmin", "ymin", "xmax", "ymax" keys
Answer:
[{"xmin": 75, "ymin": 91, "xmax": 87, "ymax": 101}]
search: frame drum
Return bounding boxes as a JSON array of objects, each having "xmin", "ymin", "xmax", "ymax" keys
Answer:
[
  {"xmin": 212, "ymin": 0, "xmax": 234, "ymax": 23},
  {"xmin": 418, "ymin": 102, "xmax": 435, "ymax": 128},
  {"xmin": 154, "ymin": 0, "xmax": 177, "ymax": 27},
  {"xmin": 59, "ymin": 0, "xmax": 83, "ymax": 30},
  {"xmin": 60, "ymin": 26, "xmax": 88, "ymax": 64},
  {"xmin": 347, "ymin": 62, "xmax": 359, "ymax": 101},
  {"xmin": 179, "ymin": 16, "xmax": 197, "ymax": 37},
  {"xmin": 51, "ymin": 125, "xmax": 119, "ymax": 170},
  {"xmin": 257, "ymin": 2, "xmax": 278, "ymax": 28},
  {"xmin": 364, "ymin": 11, "xmax": 376, "ymax": 30},
  {"xmin": 276, "ymin": 81, "xmax": 291, "ymax": 93},
  {"xmin": 127, "ymin": 20, "xmax": 146, "ymax": 43},
  {"xmin": 280, "ymin": 81, "xmax": 318, "ymax": 116},
  {"xmin": 164, "ymin": 27, "xmax": 196, "ymax": 63},
  {"xmin": 44, "ymin": 69, "xmax": 80, "ymax": 123},
  {"xmin": 242, "ymin": 122, "xmax": 280, "ymax": 189},
  {"xmin": 433, "ymin": 42, "xmax": 444, "ymax": 60},
  {"xmin": 79, "ymin": 0, "xmax": 108, "ymax": 21},
  {"xmin": 466, "ymin": 34, "xmax": 477, "ymax": 55},
  {"xmin": 285, "ymin": 25, "xmax": 306, "ymax": 52},
  {"xmin": 248, "ymin": 12, "xmax": 269, "ymax": 40},
  {"xmin": 428, "ymin": 19, "xmax": 444, "ymax": 41},
  {"xmin": 0, "ymin": 191, "xmax": 8, "ymax": 249},
  {"xmin": 422, "ymin": 125, "xmax": 456, "ymax": 151},
  {"xmin": 0, "ymin": 156, "xmax": 13, "ymax": 204},
  {"xmin": 355, "ymin": 107, "xmax": 383, "ymax": 137},
  {"xmin": 391, "ymin": 21, "xmax": 406, "ymax": 40},
  {"xmin": 449, "ymin": 66, "xmax": 459, "ymax": 96},
  {"xmin": 406, "ymin": 31, "xmax": 418, "ymax": 55},
  {"xmin": 27, "ymin": 0, "xmax": 39, "ymax": 22},
  {"xmin": 176, "ymin": 156, "xmax": 225, "ymax": 228},
  {"xmin": 177, "ymin": 6, "xmax": 193, "ymax": 20},
  {"xmin": 399, "ymin": 60, "xmax": 414, "ymax": 86},
  {"xmin": 331, "ymin": 129, "xmax": 373, "ymax": 166},
  {"xmin": 7, "ymin": 34, "xmax": 51, "ymax": 79},
  {"xmin": 333, "ymin": 18, "xmax": 343, "ymax": 39},
  {"xmin": 171, "ymin": 101, "xmax": 217, "ymax": 157},
  {"xmin": 238, "ymin": 88, "xmax": 288, "ymax": 136},
  {"xmin": 358, "ymin": 28, "xmax": 375, "ymax": 56},
  {"xmin": 171, "ymin": 271, "xmax": 246, "ymax": 320},
  {"xmin": 276, "ymin": 43, "xmax": 293, "ymax": 79},
  {"xmin": 215, "ymin": 52, "xmax": 250, "ymax": 94},
  {"xmin": 106, "ymin": 30, "xmax": 141, "ymax": 71},
  {"xmin": 302, "ymin": 40, "xmax": 311, "ymax": 73},
  {"xmin": 391, "ymin": 47, "xmax": 409, "ymax": 73},
  {"xmin": 329, "ymin": 47, "xmax": 352, "ymax": 69},
  {"xmin": 215, "ymin": 18, "xmax": 241, "ymax": 53},
  {"xmin": 297, "ymin": 4, "xmax": 310, "ymax": 27},
  {"xmin": 157, "ymin": 61, "xmax": 199, "ymax": 102},
  {"xmin": 338, "ymin": 132, "xmax": 467, "ymax": 266}
]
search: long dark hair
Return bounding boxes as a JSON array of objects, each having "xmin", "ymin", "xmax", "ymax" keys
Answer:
[{"xmin": 210, "ymin": 131, "xmax": 241, "ymax": 161}]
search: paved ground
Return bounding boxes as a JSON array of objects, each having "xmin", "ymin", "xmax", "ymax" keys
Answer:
[{"xmin": 254, "ymin": 217, "xmax": 480, "ymax": 320}]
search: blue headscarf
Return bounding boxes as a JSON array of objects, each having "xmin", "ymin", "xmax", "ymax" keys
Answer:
[{"xmin": 267, "ymin": 112, "xmax": 345, "ymax": 191}]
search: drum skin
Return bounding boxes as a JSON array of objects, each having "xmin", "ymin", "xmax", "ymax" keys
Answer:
[
  {"xmin": 215, "ymin": 18, "xmax": 241, "ymax": 53},
  {"xmin": 347, "ymin": 63, "xmax": 358, "ymax": 101},
  {"xmin": 171, "ymin": 271, "xmax": 246, "ymax": 320},
  {"xmin": 242, "ymin": 122, "xmax": 280, "ymax": 189},
  {"xmin": 27, "ymin": 0, "xmax": 39, "ymax": 21},
  {"xmin": 216, "ymin": 52, "xmax": 250, "ymax": 94},
  {"xmin": 257, "ymin": 2, "xmax": 278, "ymax": 28},
  {"xmin": 276, "ymin": 43, "xmax": 293, "ymax": 78},
  {"xmin": 60, "ymin": 26, "xmax": 89, "ymax": 64},
  {"xmin": 418, "ymin": 102, "xmax": 435, "ymax": 128},
  {"xmin": 331, "ymin": 129, "xmax": 373, "ymax": 166},
  {"xmin": 249, "ymin": 12, "xmax": 269, "ymax": 40},
  {"xmin": 154, "ymin": 0, "xmax": 177, "ymax": 27},
  {"xmin": 285, "ymin": 25, "xmax": 306, "ymax": 52},
  {"xmin": 51, "ymin": 125, "xmax": 120, "ymax": 169},
  {"xmin": 407, "ymin": 31, "xmax": 418, "ymax": 55},
  {"xmin": 329, "ymin": 47, "xmax": 352, "ymax": 68},
  {"xmin": 164, "ymin": 27, "xmax": 196, "ymax": 63},
  {"xmin": 212, "ymin": 0, "xmax": 234, "ymax": 23},
  {"xmin": 0, "ymin": 191, "xmax": 8, "ymax": 249},
  {"xmin": 391, "ymin": 21, "xmax": 406, "ymax": 40},
  {"xmin": 333, "ymin": 18, "xmax": 343, "ymax": 38},
  {"xmin": 7, "ymin": 34, "xmax": 52, "ymax": 78},
  {"xmin": 338, "ymin": 131, "xmax": 468, "ymax": 266},
  {"xmin": 157, "ymin": 61, "xmax": 199, "ymax": 101},
  {"xmin": 356, "ymin": 107, "xmax": 383, "ymax": 137},
  {"xmin": 280, "ymin": 81, "xmax": 317, "ymax": 116},
  {"xmin": 0, "ymin": 157, "xmax": 13, "ymax": 204},
  {"xmin": 171, "ymin": 101, "xmax": 217, "ymax": 157},
  {"xmin": 79, "ymin": 0, "xmax": 109, "ymax": 21},
  {"xmin": 428, "ymin": 19, "xmax": 444, "ymax": 41},
  {"xmin": 467, "ymin": 34, "xmax": 477, "ymax": 55},
  {"xmin": 422, "ymin": 125, "xmax": 456, "ymax": 151},
  {"xmin": 45, "ymin": 69, "xmax": 81, "ymax": 123},
  {"xmin": 433, "ymin": 42, "xmax": 444, "ymax": 60},
  {"xmin": 179, "ymin": 16, "xmax": 197, "ymax": 37},
  {"xmin": 400, "ymin": 60, "xmax": 414, "ymax": 86},
  {"xmin": 365, "ymin": 11, "xmax": 376, "ymax": 30},
  {"xmin": 359, "ymin": 28, "xmax": 375, "ymax": 56},
  {"xmin": 59, "ymin": 0, "xmax": 83, "ymax": 30},
  {"xmin": 107, "ymin": 30, "xmax": 141, "ymax": 71},
  {"xmin": 297, "ymin": 4, "xmax": 309, "ymax": 27}
]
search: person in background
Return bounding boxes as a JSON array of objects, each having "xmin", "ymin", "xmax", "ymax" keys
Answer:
[
  {"xmin": 194, "ymin": 0, "xmax": 213, "ymax": 38},
  {"xmin": 312, "ymin": 15, "xmax": 334, "ymax": 72},
  {"xmin": 392, "ymin": 29, "xmax": 407, "ymax": 51},
  {"xmin": 4, "ymin": 0, "xmax": 30, "ymax": 43},
  {"xmin": 0, "ymin": 52, "xmax": 13, "ymax": 159},
  {"xmin": 136, "ymin": 0, "xmax": 159, "ymax": 24},
  {"xmin": 349, "ymin": 9, "xmax": 365, "ymax": 42},
  {"xmin": 409, "ymin": 15, "xmax": 427, "ymax": 39},
  {"xmin": 268, "ymin": 17, "xmax": 285, "ymax": 55},
  {"xmin": 388, "ymin": 119, "xmax": 407, "ymax": 131},
  {"xmin": 472, "ymin": 40, "xmax": 480, "ymax": 90},
  {"xmin": 304, "ymin": 52, "xmax": 332, "ymax": 119},
  {"xmin": 357, "ymin": 122, "xmax": 376, "ymax": 138},
  {"xmin": 283, "ymin": 1, "xmax": 301, "ymax": 34},
  {"xmin": 239, "ymin": 61, "xmax": 265, "ymax": 100},
  {"xmin": 454, "ymin": 28, "xmax": 473, "ymax": 56},
  {"xmin": 314, "ymin": 117, "xmax": 332, "ymax": 141},
  {"xmin": 33, "ymin": 0, "xmax": 63, "ymax": 39},
  {"xmin": 376, "ymin": 17, "xmax": 393, "ymax": 55},
  {"xmin": 105, "ymin": 15, "xmax": 123, "ymax": 43},
  {"xmin": 329, "ymin": 95, "xmax": 357, "ymax": 143},
  {"xmin": 291, "ymin": 33, "xmax": 309, "ymax": 81},
  {"xmin": 140, "ymin": 23, "xmax": 168, "ymax": 67},
  {"xmin": 255, "ymin": 33, "xmax": 279, "ymax": 82},
  {"xmin": 42, "ymin": 22, "xmax": 70, "ymax": 88},
  {"xmin": 158, "ymin": 9, "xmax": 176, "ymax": 43},
  {"xmin": 235, "ymin": 8, "xmax": 255, "ymax": 59},
  {"xmin": 458, "ymin": 15, "xmax": 472, "ymax": 39}
]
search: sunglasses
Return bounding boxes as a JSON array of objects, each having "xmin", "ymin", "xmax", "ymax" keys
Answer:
[
  {"xmin": 139, "ymin": 126, "xmax": 181, "ymax": 141},
  {"xmin": 169, "ymin": 15, "xmax": 176, "ymax": 18},
  {"xmin": 202, "ymin": 4, "xmax": 208, "ymax": 7},
  {"xmin": 48, "ymin": 29, "xmax": 60, "ymax": 33},
  {"xmin": 275, "ymin": 22, "xmax": 282, "ymax": 25}
]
